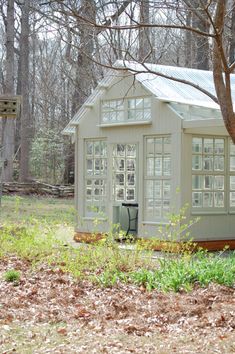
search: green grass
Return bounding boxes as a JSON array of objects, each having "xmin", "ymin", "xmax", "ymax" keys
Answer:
[
  {"xmin": 4, "ymin": 269, "xmax": 21, "ymax": 283},
  {"xmin": 0, "ymin": 195, "xmax": 75, "ymax": 225}
]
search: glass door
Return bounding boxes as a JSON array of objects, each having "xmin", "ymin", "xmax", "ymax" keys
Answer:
[{"xmin": 112, "ymin": 144, "xmax": 137, "ymax": 203}]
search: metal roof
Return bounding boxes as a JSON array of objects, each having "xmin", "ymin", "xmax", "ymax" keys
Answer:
[
  {"xmin": 62, "ymin": 61, "xmax": 234, "ymax": 136},
  {"xmin": 115, "ymin": 61, "xmax": 235, "ymax": 108}
]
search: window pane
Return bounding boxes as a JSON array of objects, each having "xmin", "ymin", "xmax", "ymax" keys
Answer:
[
  {"xmin": 126, "ymin": 189, "xmax": 135, "ymax": 201},
  {"xmin": 146, "ymin": 139, "xmax": 154, "ymax": 156},
  {"xmin": 94, "ymin": 159, "xmax": 101, "ymax": 175},
  {"xmin": 204, "ymin": 139, "xmax": 213, "ymax": 153},
  {"xmin": 155, "ymin": 138, "xmax": 162, "ymax": 153},
  {"xmin": 203, "ymin": 192, "xmax": 213, "ymax": 207},
  {"xmin": 147, "ymin": 158, "xmax": 154, "ymax": 176},
  {"xmin": 192, "ymin": 175, "xmax": 202, "ymax": 189},
  {"xmin": 214, "ymin": 139, "xmax": 224, "ymax": 154},
  {"xmin": 146, "ymin": 180, "xmax": 154, "ymax": 198},
  {"xmin": 155, "ymin": 157, "xmax": 162, "ymax": 176},
  {"xmin": 145, "ymin": 198, "xmax": 154, "ymax": 216},
  {"xmin": 94, "ymin": 142, "xmax": 100, "ymax": 156},
  {"xmin": 163, "ymin": 200, "xmax": 170, "ymax": 213},
  {"xmin": 192, "ymin": 138, "xmax": 202, "ymax": 153},
  {"xmin": 114, "ymin": 158, "xmax": 125, "ymax": 171},
  {"xmin": 230, "ymin": 192, "xmax": 235, "ymax": 207},
  {"xmin": 116, "ymin": 173, "xmax": 124, "ymax": 185},
  {"xmin": 230, "ymin": 176, "xmax": 235, "ymax": 190},
  {"xmin": 192, "ymin": 155, "xmax": 202, "ymax": 170},
  {"xmin": 214, "ymin": 156, "xmax": 224, "ymax": 171},
  {"xmin": 204, "ymin": 175, "xmax": 213, "ymax": 190},
  {"xmin": 128, "ymin": 110, "xmax": 135, "ymax": 120},
  {"xmin": 214, "ymin": 176, "xmax": 224, "ymax": 190},
  {"xmin": 163, "ymin": 157, "xmax": 171, "ymax": 176},
  {"xmin": 144, "ymin": 98, "xmax": 151, "ymax": 108},
  {"xmin": 230, "ymin": 141, "xmax": 235, "ymax": 155},
  {"xmin": 203, "ymin": 156, "xmax": 213, "ymax": 171},
  {"xmin": 163, "ymin": 180, "xmax": 170, "ymax": 199},
  {"xmin": 154, "ymin": 180, "xmax": 161, "ymax": 198},
  {"xmin": 128, "ymin": 99, "xmax": 135, "ymax": 109},
  {"xmin": 127, "ymin": 173, "xmax": 135, "ymax": 186},
  {"xmin": 116, "ymin": 111, "xmax": 124, "ymax": 121},
  {"xmin": 154, "ymin": 200, "xmax": 162, "ymax": 217},
  {"xmin": 192, "ymin": 192, "xmax": 202, "ymax": 207},
  {"xmin": 144, "ymin": 109, "xmax": 151, "ymax": 120},
  {"xmin": 86, "ymin": 159, "xmax": 93, "ymax": 175},
  {"xmin": 116, "ymin": 188, "xmax": 124, "ymax": 201},
  {"xmin": 214, "ymin": 192, "xmax": 224, "ymax": 207},
  {"xmin": 86, "ymin": 142, "xmax": 93, "ymax": 155},
  {"xmin": 164, "ymin": 137, "xmax": 171, "ymax": 154},
  {"xmin": 136, "ymin": 98, "xmax": 143, "ymax": 109},
  {"xmin": 135, "ymin": 111, "xmax": 144, "ymax": 120},
  {"xmin": 127, "ymin": 159, "xmax": 135, "ymax": 171},
  {"xmin": 117, "ymin": 144, "xmax": 125, "ymax": 157},
  {"xmin": 230, "ymin": 157, "xmax": 235, "ymax": 171},
  {"xmin": 86, "ymin": 188, "xmax": 92, "ymax": 200},
  {"xmin": 127, "ymin": 144, "xmax": 136, "ymax": 157}
]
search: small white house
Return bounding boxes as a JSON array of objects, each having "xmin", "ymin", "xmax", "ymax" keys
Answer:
[{"xmin": 63, "ymin": 62, "xmax": 235, "ymax": 248}]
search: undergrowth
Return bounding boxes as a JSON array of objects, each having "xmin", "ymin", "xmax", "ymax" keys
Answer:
[{"xmin": 0, "ymin": 221, "xmax": 235, "ymax": 292}]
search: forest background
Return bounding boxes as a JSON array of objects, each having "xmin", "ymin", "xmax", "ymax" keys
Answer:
[{"xmin": 0, "ymin": 0, "xmax": 235, "ymax": 185}]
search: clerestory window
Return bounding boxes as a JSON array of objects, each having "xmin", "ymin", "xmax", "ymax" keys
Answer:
[{"xmin": 101, "ymin": 97, "xmax": 151, "ymax": 124}]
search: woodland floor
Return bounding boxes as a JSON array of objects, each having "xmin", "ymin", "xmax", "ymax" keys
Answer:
[
  {"xmin": 0, "ymin": 256, "xmax": 235, "ymax": 354},
  {"xmin": 0, "ymin": 196, "xmax": 235, "ymax": 353}
]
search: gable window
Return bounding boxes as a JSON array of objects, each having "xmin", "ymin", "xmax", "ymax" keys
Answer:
[
  {"xmin": 144, "ymin": 136, "xmax": 171, "ymax": 221},
  {"xmin": 112, "ymin": 144, "xmax": 137, "ymax": 202},
  {"xmin": 192, "ymin": 137, "xmax": 225, "ymax": 210},
  {"xmin": 85, "ymin": 140, "xmax": 107, "ymax": 217},
  {"xmin": 101, "ymin": 100, "xmax": 124, "ymax": 123},
  {"xmin": 127, "ymin": 98, "xmax": 151, "ymax": 121},
  {"xmin": 101, "ymin": 97, "xmax": 151, "ymax": 124}
]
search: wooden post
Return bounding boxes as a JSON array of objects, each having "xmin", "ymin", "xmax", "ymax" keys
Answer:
[{"xmin": 0, "ymin": 95, "xmax": 20, "ymax": 206}]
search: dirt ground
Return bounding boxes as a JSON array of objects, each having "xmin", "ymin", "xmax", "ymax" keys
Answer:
[{"xmin": 0, "ymin": 256, "xmax": 235, "ymax": 354}]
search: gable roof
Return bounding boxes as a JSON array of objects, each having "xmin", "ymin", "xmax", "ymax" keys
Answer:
[{"xmin": 62, "ymin": 61, "xmax": 235, "ymax": 136}]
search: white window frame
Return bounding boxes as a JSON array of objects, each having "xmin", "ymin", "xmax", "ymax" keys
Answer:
[
  {"xmin": 191, "ymin": 135, "xmax": 227, "ymax": 214},
  {"xmin": 229, "ymin": 140, "xmax": 235, "ymax": 212},
  {"xmin": 144, "ymin": 135, "xmax": 171, "ymax": 222},
  {"xmin": 84, "ymin": 139, "xmax": 107, "ymax": 218},
  {"xmin": 101, "ymin": 96, "xmax": 151, "ymax": 125}
]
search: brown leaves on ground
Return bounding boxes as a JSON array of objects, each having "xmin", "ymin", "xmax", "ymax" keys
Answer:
[{"xmin": 0, "ymin": 256, "xmax": 235, "ymax": 353}]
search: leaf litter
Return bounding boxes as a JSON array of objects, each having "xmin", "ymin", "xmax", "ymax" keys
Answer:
[{"xmin": 0, "ymin": 256, "xmax": 235, "ymax": 353}]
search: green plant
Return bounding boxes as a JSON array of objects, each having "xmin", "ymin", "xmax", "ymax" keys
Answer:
[{"xmin": 4, "ymin": 269, "xmax": 21, "ymax": 283}]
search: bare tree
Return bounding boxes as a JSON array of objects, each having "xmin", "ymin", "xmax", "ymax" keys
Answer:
[
  {"xmin": 19, "ymin": 0, "xmax": 30, "ymax": 181},
  {"xmin": 47, "ymin": 0, "xmax": 235, "ymax": 142},
  {"xmin": 1, "ymin": 0, "xmax": 15, "ymax": 182}
]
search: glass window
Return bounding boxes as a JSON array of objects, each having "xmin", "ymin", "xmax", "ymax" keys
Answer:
[
  {"xmin": 144, "ymin": 136, "xmax": 171, "ymax": 221},
  {"xmin": 230, "ymin": 140, "xmax": 235, "ymax": 208},
  {"xmin": 192, "ymin": 137, "xmax": 225, "ymax": 210},
  {"xmin": 101, "ymin": 97, "xmax": 151, "ymax": 123},
  {"xmin": 84, "ymin": 140, "xmax": 107, "ymax": 217}
]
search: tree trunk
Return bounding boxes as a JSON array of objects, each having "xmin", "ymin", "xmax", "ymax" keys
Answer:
[
  {"xmin": 139, "ymin": 0, "xmax": 150, "ymax": 62},
  {"xmin": 1, "ymin": 0, "xmax": 15, "ymax": 182},
  {"xmin": 212, "ymin": 0, "xmax": 235, "ymax": 143},
  {"xmin": 71, "ymin": 0, "xmax": 96, "ymax": 115},
  {"xmin": 19, "ymin": 0, "xmax": 31, "ymax": 182},
  {"xmin": 229, "ymin": 1, "xmax": 235, "ymax": 64}
]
